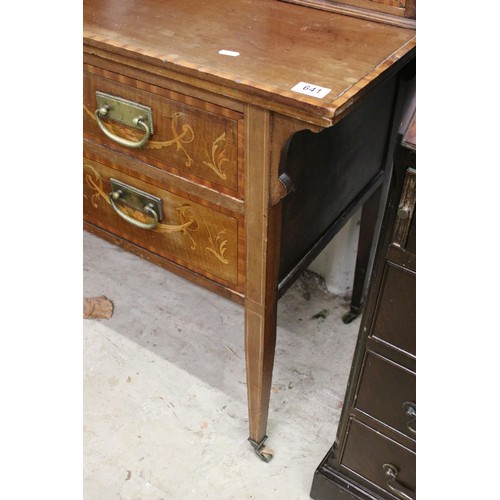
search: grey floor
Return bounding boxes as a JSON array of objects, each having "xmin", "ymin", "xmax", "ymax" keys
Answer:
[{"xmin": 83, "ymin": 231, "xmax": 360, "ymax": 500}]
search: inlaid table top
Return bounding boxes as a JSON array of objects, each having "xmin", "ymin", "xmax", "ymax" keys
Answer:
[{"xmin": 83, "ymin": 0, "xmax": 416, "ymax": 126}]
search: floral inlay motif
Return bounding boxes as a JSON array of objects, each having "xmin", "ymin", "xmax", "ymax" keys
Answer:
[
  {"xmin": 83, "ymin": 164, "xmax": 230, "ymax": 265},
  {"xmin": 202, "ymin": 132, "xmax": 229, "ymax": 180},
  {"xmin": 177, "ymin": 206, "xmax": 229, "ymax": 264},
  {"xmin": 147, "ymin": 112, "xmax": 194, "ymax": 167},
  {"xmin": 84, "ymin": 105, "xmax": 233, "ymax": 180}
]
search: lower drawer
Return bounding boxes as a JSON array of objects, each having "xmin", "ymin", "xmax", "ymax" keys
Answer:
[
  {"xmin": 83, "ymin": 156, "xmax": 244, "ymax": 293},
  {"xmin": 341, "ymin": 419, "xmax": 415, "ymax": 499}
]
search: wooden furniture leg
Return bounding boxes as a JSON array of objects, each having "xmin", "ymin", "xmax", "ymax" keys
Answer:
[
  {"xmin": 244, "ymin": 204, "xmax": 282, "ymax": 462},
  {"xmin": 244, "ymin": 106, "xmax": 283, "ymax": 461},
  {"xmin": 342, "ymin": 186, "xmax": 383, "ymax": 324}
]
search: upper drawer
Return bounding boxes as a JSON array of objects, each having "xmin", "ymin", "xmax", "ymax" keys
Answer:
[{"xmin": 83, "ymin": 65, "xmax": 244, "ymax": 198}]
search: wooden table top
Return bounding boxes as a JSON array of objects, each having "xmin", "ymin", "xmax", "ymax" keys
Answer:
[{"xmin": 83, "ymin": 0, "xmax": 416, "ymax": 126}]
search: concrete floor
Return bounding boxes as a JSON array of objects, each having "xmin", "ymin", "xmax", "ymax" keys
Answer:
[{"xmin": 83, "ymin": 231, "xmax": 360, "ymax": 500}]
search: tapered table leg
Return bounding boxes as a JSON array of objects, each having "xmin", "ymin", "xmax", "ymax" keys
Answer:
[
  {"xmin": 343, "ymin": 186, "xmax": 382, "ymax": 324},
  {"xmin": 245, "ymin": 302, "xmax": 277, "ymax": 461},
  {"xmin": 243, "ymin": 105, "xmax": 283, "ymax": 461},
  {"xmin": 244, "ymin": 201, "xmax": 282, "ymax": 461}
]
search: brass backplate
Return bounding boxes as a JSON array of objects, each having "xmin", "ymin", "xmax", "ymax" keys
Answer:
[
  {"xmin": 110, "ymin": 178, "xmax": 163, "ymax": 221},
  {"xmin": 96, "ymin": 91, "xmax": 154, "ymax": 133}
]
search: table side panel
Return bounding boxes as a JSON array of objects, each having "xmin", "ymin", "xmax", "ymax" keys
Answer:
[{"xmin": 279, "ymin": 74, "xmax": 397, "ymax": 281}]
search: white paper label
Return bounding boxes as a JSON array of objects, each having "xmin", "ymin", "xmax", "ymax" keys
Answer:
[
  {"xmin": 218, "ymin": 50, "xmax": 240, "ymax": 57},
  {"xmin": 291, "ymin": 82, "xmax": 331, "ymax": 99}
]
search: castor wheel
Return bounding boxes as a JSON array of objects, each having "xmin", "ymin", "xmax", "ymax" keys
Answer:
[
  {"xmin": 248, "ymin": 436, "xmax": 274, "ymax": 462},
  {"xmin": 342, "ymin": 310, "xmax": 359, "ymax": 324},
  {"xmin": 254, "ymin": 445, "xmax": 274, "ymax": 462},
  {"xmin": 342, "ymin": 304, "xmax": 364, "ymax": 324}
]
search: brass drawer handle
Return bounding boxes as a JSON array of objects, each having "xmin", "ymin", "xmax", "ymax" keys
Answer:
[
  {"xmin": 382, "ymin": 464, "xmax": 415, "ymax": 500},
  {"xmin": 109, "ymin": 178, "xmax": 162, "ymax": 230},
  {"xmin": 110, "ymin": 191, "xmax": 159, "ymax": 230},
  {"xmin": 96, "ymin": 106, "xmax": 151, "ymax": 148},
  {"xmin": 403, "ymin": 401, "xmax": 416, "ymax": 435},
  {"xmin": 94, "ymin": 91, "xmax": 153, "ymax": 149}
]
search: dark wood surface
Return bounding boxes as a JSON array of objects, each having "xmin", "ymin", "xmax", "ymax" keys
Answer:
[
  {"xmin": 402, "ymin": 112, "xmax": 416, "ymax": 150},
  {"xmin": 279, "ymin": 74, "xmax": 397, "ymax": 284},
  {"xmin": 311, "ymin": 110, "xmax": 416, "ymax": 497},
  {"xmin": 341, "ymin": 419, "xmax": 415, "ymax": 492}
]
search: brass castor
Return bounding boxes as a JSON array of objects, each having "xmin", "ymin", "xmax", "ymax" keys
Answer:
[{"xmin": 248, "ymin": 436, "xmax": 274, "ymax": 462}]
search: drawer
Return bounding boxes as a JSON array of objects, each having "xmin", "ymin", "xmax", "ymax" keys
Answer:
[
  {"xmin": 83, "ymin": 156, "xmax": 244, "ymax": 292},
  {"xmin": 355, "ymin": 352, "xmax": 416, "ymax": 440},
  {"xmin": 342, "ymin": 419, "xmax": 415, "ymax": 499},
  {"xmin": 371, "ymin": 261, "xmax": 415, "ymax": 356},
  {"xmin": 83, "ymin": 65, "xmax": 244, "ymax": 197}
]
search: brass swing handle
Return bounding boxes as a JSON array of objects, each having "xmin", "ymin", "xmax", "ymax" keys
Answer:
[
  {"xmin": 382, "ymin": 464, "xmax": 415, "ymax": 500},
  {"xmin": 109, "ymin": 189, "xmax": 159, "ymax": 230},
  {"xmin": 108, "ymin": 179, "xmax": 163, "ymax": 231},
  {"xmin": 95, "ymin": 105, "xmax": 151, "ymax": 149}
]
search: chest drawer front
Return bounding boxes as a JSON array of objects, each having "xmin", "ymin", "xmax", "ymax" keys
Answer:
[
  {"xmin": 83, "ymin": 66, "xmax": 244, "ymax": 197},
  {"xmin": 370, "ymin": 261, "xmax": 415, "ymax": 356},
  {"xmin": 342, "ymin": 419, "xmax": 415, "ymax": 498},
  {"xmin": 83, "ymin": 157, "xmax": 243, "ymax": 291},
  {"xmin": 355, "ymin": 352, "xmax": 415, "ymax": 441}
]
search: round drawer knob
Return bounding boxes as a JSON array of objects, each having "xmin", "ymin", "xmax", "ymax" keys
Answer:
[{"xmin": 398, "ymin": 206, "xmax": 411, "ymax": 220}]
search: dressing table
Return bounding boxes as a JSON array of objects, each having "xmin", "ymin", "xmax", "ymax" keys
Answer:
[{"xmin": 83, "ymin": 0, "xmax": 416, "ymax": 461}]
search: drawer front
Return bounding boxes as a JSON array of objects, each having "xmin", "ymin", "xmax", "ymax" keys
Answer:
[
  {"xmin": 355, "ymin": 352, "xmax": 416, "ymax": 440},
  {"xmin": 83, "ymin": 157, "xmax": 243, "ymax": 291},
  {"xmin": 342, "ymin": 419, "xmax": 415, "ymax": 498},
  {"xmin": 83, "ymin": 66, "xmax": 244, "ymax": 197},
  {"xmin": 371, "ymin": 261, "xmax": 415, "ymax": 356}
]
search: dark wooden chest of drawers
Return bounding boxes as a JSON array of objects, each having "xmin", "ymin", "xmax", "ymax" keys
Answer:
[{"xmin": 310, "ymin": 110, "xmax": 416, "ymax": 498}]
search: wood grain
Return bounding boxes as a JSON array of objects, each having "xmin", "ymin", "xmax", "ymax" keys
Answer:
[
  {"xmin": 83, "ymin": 0, "xmax": 416, "ymax": 456},
  {"xmin": 83, "ymin": 0, "xmax": 415, "ymax": 127},
  {"xmin": 83, "ymin": 156, "xmax": 244, "ymax": 292},
  {"xmin": 84, "ymin": 65, "xmax": 244, "ymax": 198},
  {"xmin": 244, "ymin": 105, "xmax": 282, "ymax": 445},
  {"xmin": 280, "ymin": 0, "xmax": 416, "ymax": 28}
]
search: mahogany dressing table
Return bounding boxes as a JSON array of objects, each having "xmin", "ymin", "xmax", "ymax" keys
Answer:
[{"xmin": 83, "ymin": 0, "xmax": 416, "ymax": 461}]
